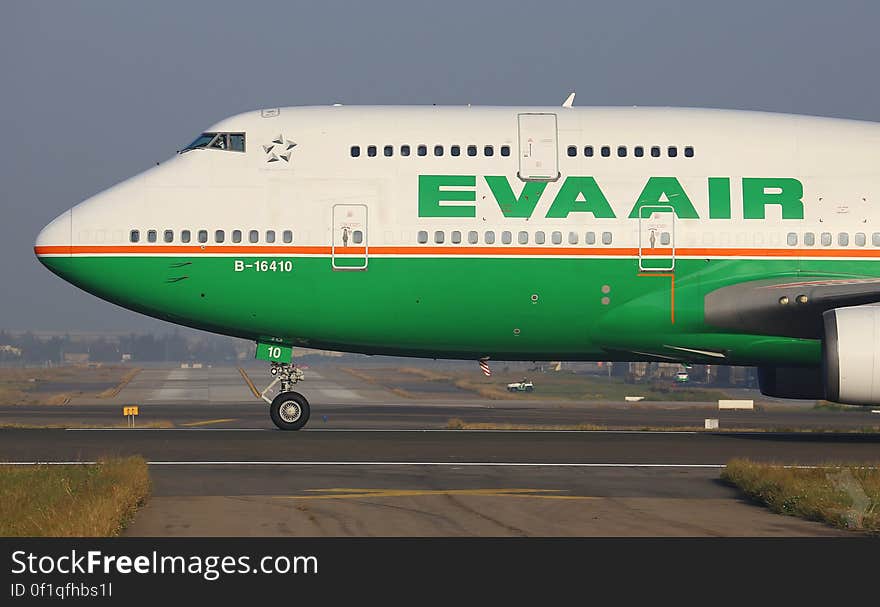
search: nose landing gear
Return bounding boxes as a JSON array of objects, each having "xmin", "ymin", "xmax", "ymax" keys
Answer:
[{"xmin": 240, "ymin": 362, "xmax": 310, "ymax": 430}]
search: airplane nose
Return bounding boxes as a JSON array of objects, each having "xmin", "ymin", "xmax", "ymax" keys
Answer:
[{"xmin": 34, "ymin": 209, "xmax": 72, "ymax": 259}]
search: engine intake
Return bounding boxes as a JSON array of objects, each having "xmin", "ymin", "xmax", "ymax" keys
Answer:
[{"xmin": 823, "ymin": 306, "xmax": 880, "ymax": 405}]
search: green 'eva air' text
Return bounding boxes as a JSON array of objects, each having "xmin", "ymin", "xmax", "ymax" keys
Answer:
[{"xmin": 417, "ymin": 175, "xmax": 804, "ymax": 220}]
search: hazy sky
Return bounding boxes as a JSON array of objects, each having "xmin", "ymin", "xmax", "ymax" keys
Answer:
[{"xmin": 3, "ymin": 0, "xmax": 880, "ymax": 331}]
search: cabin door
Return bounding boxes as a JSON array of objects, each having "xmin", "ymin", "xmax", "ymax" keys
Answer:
[
  {"xmin": 517, "ymin": 113, "xmax": 559, "ymax": 182},
  {"xmin": 331, "ymin": 204, "xmax": 368, "ymax": 270},
  {"xmin": 638, "ymin": 206, "xmax": 675, "ymax": 271}
]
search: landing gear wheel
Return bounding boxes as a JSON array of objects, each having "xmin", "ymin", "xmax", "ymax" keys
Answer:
[{"xmin": 270, "ymin": 391, "xmax": 310, "ymax": 431}]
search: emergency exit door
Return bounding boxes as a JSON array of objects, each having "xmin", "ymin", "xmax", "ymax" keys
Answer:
[
  {"xmin": 638, "ymin": 206, "xmax": 675, "ymax": 271},
  {"xmin": 517, "ymin": 113, "xmax": 559, "ymax": 182},
  {"xmin": 331, "ymin": 204, "xmax": 368, "ymax": 270}
]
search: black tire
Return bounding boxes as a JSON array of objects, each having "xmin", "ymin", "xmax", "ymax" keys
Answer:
[{"xmin": 270, "ymin": 391, "xmax": 310, "ymax": 430}]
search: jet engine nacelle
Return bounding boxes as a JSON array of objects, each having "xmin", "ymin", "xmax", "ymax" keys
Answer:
[
  {"xmin": 757, "ymin": 365, "xmax": 824, "ymax": 400},
  {"xmin": 823, "ymin": 306, "xmax": 880, "ymax": 405}
]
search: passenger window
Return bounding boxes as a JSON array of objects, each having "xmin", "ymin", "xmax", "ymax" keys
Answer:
[
  {"xmin": 353, "ymin": 230, "xmax": 363, "ymax": 244},
  {"xmin": 229, "ymin": 134, "xmax": 246, "ymax": 152},
  {"xmin": 163, "ymin": 230, "xmax": 173, "ymax": 243},
  {"xmin": 181, "ymin": 230, "xmax": 191, "ymax": 243},
  {"xmin": 518, "ymin": 231, "xmax": 528, "ymax": 245},
  {"xmin": 602, "ymin": 232, "xmax": 612, "ymax": 245},
  {"xmin": 568, "ymin": 232, "xmax": 578, "ymax": 245},
  {"xmin": 501, "ymin": 145, "xmax": 511, "ymax": 156},
  {"xmin": 501, "ymin": 231, "xmax": 512, "ymax": 244},
  {"xmin": 803, "ymin": 232, "xmax": 815, "ymax": 246},
  {"xmin": 584, "ymin": 146, "xmax": 594, "ymax": 157},
  {"xmin": 283, "ymin": 230, "xmax": 293, "ymax": 244},
  {"xmin": 585, "ymin": 232, "xmax": 596, "ymax": 245},
  {"xmin": 401, "ymin": 145, "xmax": 411, "ymax": 157},
  {"xmin": 873, "ymin": 233, "xmax": 880, "ymax": 246},
  {"xmin": 634, "ymin": 146, "xmax": 644, "ymax": 157},
  {"xmin": 418, "ymin": 145, "xmax": 427, "ymax": 157},
  {"xmin": 684, "ymin": 146, "xmax": 694, "ymax": 158},
  {"xmin": 198, "ymin": 230, "xmax": 208, "ymax": 244},
  {"xmin": 668, "ymin": 146, "xmax": 678, "ymax": 157},
  {"xmin": 600, "ymin": 146, "xmax": 610, "ymax": 157},
  {"xmin": 787, "ymin": 232, "xmax": 797, "ymax": 246},
  {"xmin": 484, "ymin": 231, "xmax": 495, "ymax": 244},
  {"xmin": 660, "ymin": 232, "xmax": 671, "ymax": 245},
  {"xmin": 451, "ymin": 230, "xmax": 461, "ymax": 244},
  {"xmin": 551, "ymin": 231, "xmax": 562, "ymax": 244},
  {"xmin": 451, "ymin": 145, "xmax": 461, "ymax": 157},
  {"xmin": 434, "ymin": 145, "xmax": 444, "ymax": 157},
  {"xmin": 232, "ymin": 230, "xmax": 242, "ymax": 243},
  {"xmin": 384, "ymin": 145, "xmax": 393, "ymax": 157},
  {"xmin": 617, "ymin": 146, "xmax": 627, "ymax": 157},
  {"xmin": 249, "ymin": 230, "xmax": 259, "ymax": 243},
  {"xmin": 856, "ymin": 232, "xmax": 866, "ymax": 246},
  {"xmin": 147, "ymin": 230, "xmax": 157, "ymax": 243},
  {"xmin": 821, "ymin": 232, "xmax": 832, "ymax": 246},
  {"xmin": 266, "ymin": 230, "xmax": 276, "ymax": 243},
  {"xmin": 467, "ymin": 145, "xmax": 477, "ymax": 157},
  {"xmin": 350, "ymin": 146, "xmax": 361, "ymax": 157},
  {"xmin": 215, "ymin": 230, "xmax": 225, "ymax": 243},
  {"xmin": 484, "ymin": 145, "xmax": 494, "ymax": 156},
  {"xmin": 535, "ymin": 231, "xmax": 545, "ymax": 244},
  {"xmin": 839, "ymin": 233, "xmax": 849, "ymax": 246},
  {"xmin": 468, "ymin": 231, "xmax": 478, "ymax": 244},
  {"xmin": 651, "ymin": 146, "xmax": 661, "ymax": 157},
  {"xmin": 129, "ymin": 230, "xmax": 140, "ymax": 243},
  {"xmin": 367, "ymin": 145, "xmax": 377, "ymax": 157},
  {"xmin": 434, "ymin": 231, "xmax": 444, "ymax": 244},
  {"xmin": 567, "ymin": 146, "xmax": 577, "ymax": 157},
  {"xmin": 417, "ymin": 230, "xmax": 428, "ymax": 244}
]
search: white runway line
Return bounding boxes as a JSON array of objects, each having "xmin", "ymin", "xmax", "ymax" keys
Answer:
[
  {"xmin": 0, "ymin": 460, "xmax": 724, "ymax": 468},
  {"xmin": 64, "ymin": 428, "xmax": 700, "ymax": 434}
]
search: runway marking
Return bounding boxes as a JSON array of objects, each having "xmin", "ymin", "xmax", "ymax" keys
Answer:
[
  {"xmin": 276, "ymin": 488, "xmax": 596, "ymax": 500},
  {"xmin": 62, "ymin": 428, "xmax": 700, "ymax": 434},
  {"xmin": 0, "ymin": 461, "xmax": 726, "ymax": 468},
  {"xmin": 180, "ymin": 418, "xmax": 239, "ymax": 427}
]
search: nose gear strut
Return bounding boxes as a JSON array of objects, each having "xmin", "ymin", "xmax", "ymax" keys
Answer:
[{"xmin": 239, "ymin": 362, "xmax": 310, "ymax": 430}]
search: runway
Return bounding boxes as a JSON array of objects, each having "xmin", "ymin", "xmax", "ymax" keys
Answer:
[
  {"xmin": 4, "ymin": 365, "xmax": 880, "ymax": 431},
  {"xmin": 3, "ymin": 364, "xmax": 879, "ymax": 536},
  {"xmin": 2, "ymin": 428, "xmax": 877, "ymax": 537}
]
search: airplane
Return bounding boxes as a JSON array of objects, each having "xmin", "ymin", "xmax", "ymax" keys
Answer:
[{"xmin": 34, "ymin": 98, "xmax": 880, "ymax": 429}]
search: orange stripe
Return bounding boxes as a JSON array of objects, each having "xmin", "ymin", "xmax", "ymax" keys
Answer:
[
  {"xmin": 33, "ymin": 244, "xmax": 880, "ymax": 258},
  {"xmin": 638, "ymin": 273, "xmax": 675, "ymax": 324}
]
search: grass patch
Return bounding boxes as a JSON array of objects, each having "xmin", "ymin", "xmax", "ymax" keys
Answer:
[
  {"xmin": 0, "ymin": 366, "xmax": 140, "ymax": 405},
  {"xmin": 446, "ymin": 418, "xmax": 606, "ymax": 431},
  {"xmin": 0, "ymin": 421, "xmax": 175, "ymax": 429},
  {"xmin": 445, "ymin": 418, "xmax": 880, "ymax": 433},
  {"xmin": 813, "ymin": 401, "xmax": 863, "ymax": 412},
  {"xmin": 0, "ymin": 457, "xmax": 151, "ymax": 536},
  {"xmin": 722, "ymin": 459, "xmax": 880, "ymax": 533},
  {"xmin": 345, "ymin": 366, "xmax": 733, "ymax": 402}
]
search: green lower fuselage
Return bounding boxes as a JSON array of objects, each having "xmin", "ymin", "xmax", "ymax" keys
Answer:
[{"xmin": 42, "ymin": 253, "xmax": 868, "ymax": 366}]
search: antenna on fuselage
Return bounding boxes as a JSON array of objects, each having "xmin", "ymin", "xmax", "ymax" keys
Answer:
[{"xmin": 561, "ymin": 91, "xmax": 576, "ymax": 109}]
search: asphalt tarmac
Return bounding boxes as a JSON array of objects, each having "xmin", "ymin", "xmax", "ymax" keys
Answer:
[{"xmin": 2, "ymin": 365, "xmax": 878, "ymax": 536}]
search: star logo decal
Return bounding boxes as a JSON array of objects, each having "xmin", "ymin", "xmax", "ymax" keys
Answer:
[{"xmin": 263, "ymin": 134, "xmax": 297, "ymax": 163}]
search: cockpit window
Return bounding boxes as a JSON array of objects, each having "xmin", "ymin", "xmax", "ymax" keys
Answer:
[{"xmin": 182, "ymin": 132, "xmax": 246, "ymax": 153}]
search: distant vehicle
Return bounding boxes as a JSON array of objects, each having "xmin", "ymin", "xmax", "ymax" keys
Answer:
[
  {"xmin": 507, "ymin": 379, "xmax": 535, "ymax": 392},
  {"xmin": 675, "ymin": 372, "xmax": 689, "ymax": 383}
]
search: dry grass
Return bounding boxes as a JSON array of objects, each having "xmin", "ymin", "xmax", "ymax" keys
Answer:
[
  {"xmin": 0, "ymin": 421, "xmax": 175, "ymax": 429},
  {"xmin": 444, "ymin": 418, "xmax": 880, "ymax": 433},
  {"xmin": 96, "ymin": 367, "xmax": 141, "ymax": 398},
  {"xmin": 0, "ymin": 457, "xmax": 151, "ymax": 536},
  {"xmin": 722, "ymin": 459, "xmax": 880, "ymax": 533},
  {"xmin": 446, "ymin": 418, "xmax": 606, "ymax": 431},
  {"xmin": 0, "ymin": 366, "xmax": 140, "ymax": 405}
]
